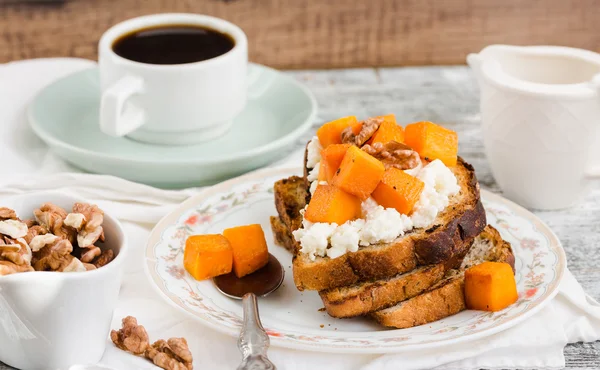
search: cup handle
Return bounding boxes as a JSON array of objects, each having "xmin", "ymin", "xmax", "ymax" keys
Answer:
[{"xmin": 100, "ymin": 75, "xmax": 145, "ymax": 137}]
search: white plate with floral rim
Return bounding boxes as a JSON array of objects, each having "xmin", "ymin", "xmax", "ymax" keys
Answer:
[{"xmin": 144, "ymin": 167, "xmax": 566, "ymax": 354}]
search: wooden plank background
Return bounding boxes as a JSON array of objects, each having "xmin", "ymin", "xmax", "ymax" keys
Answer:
[{"xmin": 0, "ymin": 0, "xmax": 599, "ymax": 69}]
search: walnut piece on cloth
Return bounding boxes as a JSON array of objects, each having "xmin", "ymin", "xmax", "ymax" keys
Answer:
[
  {"xmin": 111, "ymin": 316, "xmax": 150, "ymax": 356},
  {"xmin": 71, "ymin": 203, "xmax": 105, "ymax": 248},
  {"xmin": 146, "ymin": 338, "xmax": 193, "ymax": 370},
  {"xmin": 362, "ymin": 141, "xmax": 422, "ymax": 170},
  {"xmin": 33, "ymin": 203, "xmax": 76, "ymax": 244},
  {"xmin": 0, "ymin": 207, "xmax": 17, "ymax": 221},
  {"xmin": 111, "ymin": 316, "xmax": 194, "ymax": 370},
  {"xmin": 341, "ymin": 117, "xmax": 383, "ymax": 146}
]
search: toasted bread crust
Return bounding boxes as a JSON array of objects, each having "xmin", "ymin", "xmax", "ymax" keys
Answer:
[
  {"xmin": 414, "ymin": 199, "xmax": 485, "ymax": 265},
  {"xmin": 371, "ymin": 225, "xmax": 514, "ymax": 329},
  {"xmin": 319, "ymin": 239, "xmax": 472, "ymax": 318},
  {"xmin": 270, "ymin": 216, "xmax": 296, "ymax": 254},
  {"xmin": 372, "ymin": 278, "xmax": 467, "ymax": 329},
  {"xmin": 273, "ymin": 176, "xmax": 307, "ymax": 234}
]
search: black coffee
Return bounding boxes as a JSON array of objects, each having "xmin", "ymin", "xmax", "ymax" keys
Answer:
[{"xmin": 112, "ymin": 25, "xmax": 235, "ymax": 65}]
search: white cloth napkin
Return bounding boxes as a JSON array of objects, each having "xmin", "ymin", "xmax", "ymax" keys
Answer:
[{"xmin": 2, "ymin": 58, "xmax": 600, "ymax": 370}]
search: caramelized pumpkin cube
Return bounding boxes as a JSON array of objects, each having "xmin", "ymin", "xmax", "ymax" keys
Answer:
[
  {"xmin": 184, "ymin": 234, "xmax": 233, "ymax": 281},
  {"xmin": 304, "ymin": 185, "xmax": 361, "ymax": 224},
  {"xmin": 465, "ymin": 262, "xmax": 518, "ymax": 312},
  {"xmin": 317, "ymin": 159, "xmax": 328, "ymax": 182},
  {"xmin": 367, "ymin": 115, "xmax": 405, "ymax": 145},
  {"xmin": 371, "ymin": 168, "xmax": 425, "ymax": 214},
  {"xmin": 223, "ymin": 224, "xmax": 269, "ymax": 278},
  {"xmin": 316, "ymin": 116, "xmax": 362, "ymax": 148},
  {"xmin": 319, "ymin": 144, "xmax": 352, "ymax": 182},
  {"xmin": 404, "ymin": 121, "xmax": 458, "ymax": 166},
  {"xmin": 331, "ymin": 146, "xmax": 385, "ymax": 200}
]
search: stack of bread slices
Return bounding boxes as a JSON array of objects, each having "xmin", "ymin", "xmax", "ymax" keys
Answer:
[{"xmin": 270, "ymin": 120, "xmax": 514, "ymax": 328}]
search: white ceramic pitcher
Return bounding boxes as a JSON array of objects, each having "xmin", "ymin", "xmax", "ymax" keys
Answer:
[{"xmin": 467, "ymin": 45, "xmax": 600, "ymax": 210}]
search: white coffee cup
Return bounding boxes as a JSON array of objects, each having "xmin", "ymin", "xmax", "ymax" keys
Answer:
[
  {"xmin": 98, "ymin": 14, "xmax": 247, "ymax": 145},
  {"xmin": 468, "ymin": 45, "xmax": 600, "ymax": 210}
]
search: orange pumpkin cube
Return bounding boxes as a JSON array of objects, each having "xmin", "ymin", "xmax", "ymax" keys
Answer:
[
  {"xmin": 331, "ymin": 146, "xmax": 385, "ymax": 200},
  {"xmin": 367, "ymin": 115, "xmax": 405, "ymax": 145},
  {"xmin": 319, "ymin": 144, "xmax": 352, "ymax": 182},
  {"xmin": 371, "ymin": 168, "xmax": 425, "ymax": 214},
  {"xmin": 223, "ymin": 224, "xmax": 269, "ymax": 278},
  {"xmin": 317, "ymin": 159, "xmax": 328, "ymax": 182},
  {"xmin": 404, "ymin": 121, "xmax": 458, "ymax": 166},
  {"xmin": 316, "ymin": 116, "xmax": 362, "ymax": 148},
  {"xmin": 304, "ymin": 185, "xmax": 362, "ymax": 224},
  {"xmin": 465, "ymin": 262, "xmax": 518, "ymax": 312},
  {"xmin": 184, "ymin": 234, "xmax": 233, "ymax": 281}
]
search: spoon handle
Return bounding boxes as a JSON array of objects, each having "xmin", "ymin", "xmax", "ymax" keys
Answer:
[{"xmin": 237, "ymin": 293, "xmax": 276, "ymax": 370}]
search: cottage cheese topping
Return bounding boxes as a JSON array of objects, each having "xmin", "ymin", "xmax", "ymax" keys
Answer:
[
  {"xmin": 411, "ymin": 159, "xmax": 460, "ymax": 228},
  {"xmin": 307, "ymin": 162, "xmax": 320, "ymax": 182},
  {"xmin": 294, "ymin": 158, "xmax": 461, "ymax": 260},
  {"xmin": 360, "ymin": 205, "xmax": 413, "ymax": 246},
  {"xmin": 294, "ymin": 221, "xmax": 338, "ymax": 260},
  {"xmin": 306, "ymin": 136, "xmax": 322, "ymax": 169},
  {"xmin": 329, "ymin": 220, "xmax": 365, "ymax": 258}
]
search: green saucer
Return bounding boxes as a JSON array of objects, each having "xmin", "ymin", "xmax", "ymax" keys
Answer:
[{"xmin": 28, "ymin": 63, "xmax": 317, "ymax": 188}]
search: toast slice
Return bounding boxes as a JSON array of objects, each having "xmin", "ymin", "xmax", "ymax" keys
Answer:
[
  {"xmin": 371, "ymin": 225, "xmax": 515, "ymax": 329},
  {"xmin": 270, "ymin": 215, "xmax": 296, "ymax": 254},
  {"xmin": 270, "ymin": 175, "xmax": 307, "ymax": 254},
  {"xmin": 319, "ymin": 238, "xmax": 472, "ymax": 318},
  {"xmin": 291, "ymin": 157, "xmax": 486, "ymax": 291}
]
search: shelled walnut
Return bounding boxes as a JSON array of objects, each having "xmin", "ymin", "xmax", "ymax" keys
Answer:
[
  {"xmin": 34, "ymin": 203, "xmax": 76, "ymax": 244},
  {"xmin": 0, "ymin": 201, "xmax": 114, "ymax": 276},
  {"xmin": 341, "ymin": 117, "xmax": 382, "ymax": 146},
  {"xmin": 32, "ymin": 238, "xmax": 86, "ymax": 272},
  {"xmin": 112, "ymin": 316, "xmax": 194, "ymax": 370},
  {"xmin": 362, "ymin": 141, "xmax": 422, "ymax": 170},
  {"xmin": 0, "ymin": 237, "xmax": 33, "ymax": 275},
  {"xmin": 111, "ymin": 316, "xmax": 150, "ymax": 355},
  {"xmin": 146, "ymin": 338, "xmax": 193, "ymax": 370}
]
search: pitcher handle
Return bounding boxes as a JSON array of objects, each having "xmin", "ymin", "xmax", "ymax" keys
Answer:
[{"xmin": 466, "ymin": 54, "xmax": 482, "ymax": 70}]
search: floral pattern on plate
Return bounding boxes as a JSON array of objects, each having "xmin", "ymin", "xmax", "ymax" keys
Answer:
[{"xmin": 145, "ymin": 168, "xmax": 566, "ymax": 354}]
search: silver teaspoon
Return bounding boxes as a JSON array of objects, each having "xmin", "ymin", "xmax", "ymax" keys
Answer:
[{"xmin": 214, "ymin": 253, "xmax": 284, "ymax": 370}]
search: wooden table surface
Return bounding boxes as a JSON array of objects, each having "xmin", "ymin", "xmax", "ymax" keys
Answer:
[
  {"xmin": 1, "ymin": 0, "xmax": 599, "ymax": 69},
  {"xmin": 1, "ymin": 65, "xmax": 599, "ymax": 369}
]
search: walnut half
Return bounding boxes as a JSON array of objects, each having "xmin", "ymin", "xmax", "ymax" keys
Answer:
[
  {"xmin": 32, "ymin": 238, "xmax": 85, "ymax": 272},
  {"xmin": 341, "ymin": 117, "xmax": 383, "ymax": 146},
  {"xmin": 146, "ymin": 338, "xmax": 193, "ymax": 370},
  {"xmin": 111, "ymin": 316, "xmax": 150, "ymax": 356},
  {"xmin": 362, "ymin": 141, "xmax": 422, "ymax": 170},
  {"xmin": 33, "ymin": 203, "xmax": 76, "ymax": 244},
  {"xmin": 0, "ymin": 208, "xmax": 17, "ymax": 221},
  {"xmin": 111, "ymin": 316, "xmax": 193, "ymax": 370}
]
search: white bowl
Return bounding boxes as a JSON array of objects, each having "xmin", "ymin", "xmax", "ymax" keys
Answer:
[{"xmin": 0, "ymin": 192, "xmax": 128, "ymax": 369}]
